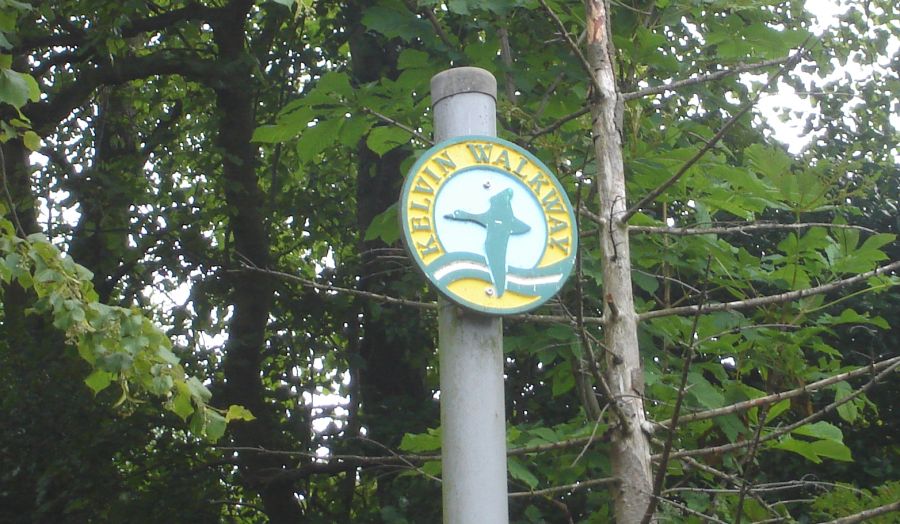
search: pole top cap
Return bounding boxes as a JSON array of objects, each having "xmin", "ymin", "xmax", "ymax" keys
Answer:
[{"xmin": 431, "ymin": 67, "xmax": 497, "ymax": 107}]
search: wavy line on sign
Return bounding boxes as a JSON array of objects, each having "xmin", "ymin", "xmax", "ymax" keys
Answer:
[{"xmin": 427, "ymin": 252, "xmax": 565, "ymax": 296}]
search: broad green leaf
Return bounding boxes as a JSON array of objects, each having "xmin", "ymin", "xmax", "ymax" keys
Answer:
[
  {"xmin": 186, "ymin": 376, "xmax": 212, "ymax": 402},
  {"xmin": 204, "ymin": 410, "xmax": 227, "ymax": 442},
  {"xmin": 774, "ymin": 436, "xmax": 822, "ymax": 463},
  {"xmin": 687, "ymin": 372, "xmax": 724, "ymax": 409},
  {"xmin": 22, "ymin": 130, "xmax": 40, "ymax": 150},
  {"xmin": 225, "ymin": 404, "xmax": 256, "ymax": 422},
  {"xmin": 397, "ymin": 49, "xmax": 430, "ymax": 70},
  {"xmin": 508, "ymin": 456, "xmax": 539, "ymax": 489},
  {"xmin": 767, "ymin": 398, "xmax": 791, "ymax": 422},
  {"xmin": 421, "ymin": 460, "xmax": 441, "ymax": 476},
  {"xmin": 171, "ymin": 383, "xmax": 195, "ymax": 421},
  {"xmin": 366, "ymin": 125, "xmax": 411, "ymax": 156},
  {"xmin": 792, "ymin": 421, "xmax": 843, "ymax": 442},
  {"xmin": 400, "ymin": 429, "xmax": 441, "ymax": 452},
  {"xmin": 364, "ymin": 203, "xmax": 400, "ymax": 244},
  {"xmin": 808, "ymin": 439, "xmax": 852, "ymax": 462},
  {"xmin": 297, "ymin": 118, "xmax": 343, "ymax": 162},
  {"xmin": 84, "ymin": 370, "xmax": 113, "ymax": 394},
  {"xmin": 833, "ymin": 381, "xmax": 857, "ymax": 423},
  {"xmin": 0, "ymin": 68, "xmax": 39, "ymax": 109},
  {"xmin": 362, "ymin": 3, "xmax": 430, "ymax": 41}
]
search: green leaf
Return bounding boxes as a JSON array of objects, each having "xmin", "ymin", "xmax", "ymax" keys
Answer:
[
  {"xmin": 833, "ymin": 381, "xmax": 858, "ymax": 423},
  {"xmin": 809, "ymin": 439, "xmax": 852, "ymax": 462},
  {"xmin": 225, "ymin": 404, "xmax": 256, "ymax": 422},
  {"xmin": 0, "ymin": 68, "xmax": 40, "ymax": 109},
  {"xmin": 186, "ymin": 376, "xmax": 212, "ymax": 402},
  {"xmin": 22, "ymin": 130, "xmax": 40, "ymax": 150},
  {"xmin": 767, "ymin": 398, "xmax": 791, "ymax": 422},
  {"xmin": 399, "ymin": 429, "xmax": 441, "ymax": 452},
  {"xmin": 204, "ymin": 410, "xmax": 227, "ymax": 442},
  {"xmin": 397, "ymin": 49, "xmax": 430, "ymax": 70},
  {"xmin": 508, "ymin": 456, "xmax": 539, "ymax": 488},
  {"xmin": 156, "ymin": 345, "xmax": 180, "ymax": 365},
  {"xmin": 792, "ymin": 421, "xmax": 843, "ymax": 442},
  {"xmin": 170, "ymin": 383, "xmax": 195, "ymax": 421},
  {"xmin": 364, "ymin": 203, "xmax": 400, "ymax": 244},
  {"xmin": 774, "ymin": 436, "xmax": 822, "ymax": 463},
  {"xmin": 296, "ymin": 118, "xmax": 343, "ymax": 162},
  {"xmin": 84, "ymin": 370, "xmax": 113, "ymax": 394},
  {"xmin": 362, "ymin": 3, "xmax": 430, "ymax": 41},
  {"xmin": 366, "ymin": 125, "xmax": 411, "ymax": 156},
  {"xmin": 421, "ymin": 460, "xmax": 441, "ymax": 477},
  {"xmin": 315, "ymin": 71, "xmax": 353, "ymax": 98},
  {"xmin": 687, "ymin": 373, "xmax": 724, "ymax": 409}
]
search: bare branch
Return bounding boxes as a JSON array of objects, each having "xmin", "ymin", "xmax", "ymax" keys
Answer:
[
  {"xmin": 649, "ymin": 492, "xmax": 730, "ymax": 524},
  {"xmin": 658, "ymin": 355, "xmax": 900, "ymax": 427},
  {"xmin": 236, "ymin": 264, "xmax": 437, "ymax": 309},
  {"xmin": 238, "ymin": 264, "xmax": 606, "ymax": 325},
  {"xmin": 537, "ymin": 0, "xmax": 602, "ymax": 95},
  {"xmin": 528, "ymin": 107, "xmax": 591, "ymax": 140},
  {"xmin": 659, "ymin": 358, "xmax": 900, "ymax": 462},
  {"xmin": 640, "ymin": 260, "xmax": 900, "ymax": 321},
  {"xmin": 641, "ymin": 257, "xmax": 711, "ymax": 524},
  {"xmin": 361, "ymin": 107, "xmax": 433, "ymax": 145},
  {"xmin": 818, "ymin": 501, "xmax": 900, "ymax": 524},
  {"xmin": 620, "ymin": 47, "xmax": 806, "ymax": 224},
  {"xmin": 622, "ymin": 56, "xmax": 793, "ymax": 102},
  {"xmin": 677, "ymin": 456, "xmax": 782, "ymax": 520},
  {"xmin": 628, "ymin": 222, "xmax": 878, "ymax": 236},
  {"xmin": 734, "ymin": 406, "xmax": 769, "ymax": 524},
  {"xmin": 403, "ymin": 0, "xmax": 455, "ymax": 51},
  {"xmin": 509, "ymin": 476, "xmax": 619, "ymax": 498}
]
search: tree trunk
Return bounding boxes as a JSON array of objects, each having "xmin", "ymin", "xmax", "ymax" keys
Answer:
[
  {"xmin": 583, "ymin": 0, "xmax": 655, "ymax": 521},
  {"xmin": 211, "ymin": 2, "xmax": 303, "ymax": 521}
]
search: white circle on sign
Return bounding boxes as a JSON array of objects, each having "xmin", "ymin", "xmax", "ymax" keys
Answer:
[{"xmin": 434, "ymin": 168, "xmax": 547, "ymax": 269}]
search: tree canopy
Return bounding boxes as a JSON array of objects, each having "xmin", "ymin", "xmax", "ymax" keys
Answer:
[{"xmin": 1, "ymin": 0, "xmax": 897, "ymax": 522}]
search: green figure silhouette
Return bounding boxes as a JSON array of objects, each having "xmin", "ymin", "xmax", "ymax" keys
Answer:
[{"xmin": 445, "ymin": 188, "xmax": 530, "ymax": 296}]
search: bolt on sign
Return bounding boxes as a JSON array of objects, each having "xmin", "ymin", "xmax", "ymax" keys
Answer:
[{"xmin": 400, "ymin": 136, "xmax": 578, "ymax": 315}]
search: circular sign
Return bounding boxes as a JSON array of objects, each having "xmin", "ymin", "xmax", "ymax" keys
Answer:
[{"xmin": 400, "ymin": 136, "xmax": 577, "ymax": 315}]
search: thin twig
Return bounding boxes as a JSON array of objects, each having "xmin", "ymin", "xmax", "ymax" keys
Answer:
[
  {"xmin": 537, "ymin": 0, "xmax": 602, "ymax": 95},
  {"xmin": 640, "ymin": 259, "xmax": 900, "ymax": 321},
  {"xmin": 641, "ymin": 257, "xmax": 712, "ymax": 524},
  {"xmin": 572, "ymin": 403, "xmax": 609, "ymax": 467},
  {"xmin": 649, "ymin": 492, "xmax": 730, "ymax": 524},
  {"xmin": 528, "ymin": 56, "xmax": 797, "ymax": 140},
  {"xmin": 529, "ymin": 106, "xmax": 591, "ymax": 140},
  {"xmin": 734, "ymin": 406, "xmax": 769, "ymax": 524},
  {"xmin": 237, "ymin": 264, "xmax": 438, "ymax": 310},
  {"xmin": 657, "ymin": 355, "xmax": 900, "ymax": 427},
  {"xmin": 628, "ymin": 222, "xmax": 877, "ymax": 236},
  {"xmin": 620, "ymin": 46, "xmax": 807, "ymax": 223},
  {"xmin": 817, "ymin": 501, "xmax": 900, "ymax": 524},
  {"xmin": 361, "ymin": 107, "xmax": 433, "ymax": 145},
  {"xmin": 660, "ymin": 358, "xmax": 900, "ymax": 462},
  {"xmin": 622, "ymin": 56, "xmax": 793, "ymax": 102},
  {"xmin": 677, "ymin": 456, "xmax": 782, "ymax": 520},
  {"xmin": 509, "ymin": 476, "xmax": 619, "ymax": 498}
]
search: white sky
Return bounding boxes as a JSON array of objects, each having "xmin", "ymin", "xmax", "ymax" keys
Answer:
[{"xmin": 758, "ymin": 0, "xmax": 899, "ymax": 153}]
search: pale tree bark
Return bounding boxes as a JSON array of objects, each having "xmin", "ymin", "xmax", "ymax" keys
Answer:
[{"xmin": 583, "ymin": 0, "xmax": 655, "ymax": 521}]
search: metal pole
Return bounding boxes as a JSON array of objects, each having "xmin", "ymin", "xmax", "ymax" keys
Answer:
[{"xmin": 431, "ymin": 67, "xmax": 509, "ymax": 524}]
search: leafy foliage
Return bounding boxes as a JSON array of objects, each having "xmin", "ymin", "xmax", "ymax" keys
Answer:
[{"xmin": 0, "ymin": 0, "xmax": 896, "ymax": 521}]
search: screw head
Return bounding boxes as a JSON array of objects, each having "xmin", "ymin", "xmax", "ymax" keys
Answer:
[
  {"xmin": 485, "ymin": 288, "xmax": 494, "ymax": 296},
  {"xmin": 483, "ymin": 181, "xmax": 491, "ymax": 189}
]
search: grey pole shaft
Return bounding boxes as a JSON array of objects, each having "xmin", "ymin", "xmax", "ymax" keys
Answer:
[{"xmin": 431, "ymin": 67, "xmax": 509, "ymax": 524}]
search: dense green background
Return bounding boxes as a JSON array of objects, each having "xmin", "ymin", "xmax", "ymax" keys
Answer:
[{"xmin": 0, "ymin": 0, "xmax": 896, "ymax": 522}]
